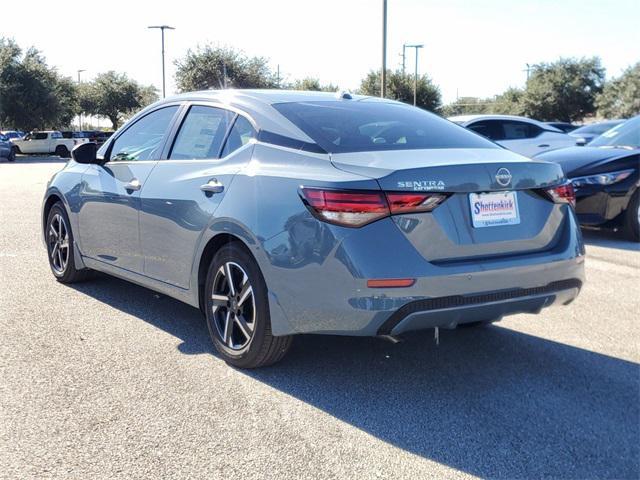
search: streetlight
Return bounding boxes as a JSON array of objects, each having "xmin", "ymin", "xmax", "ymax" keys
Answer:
[
  {"xmin": 405, "ymin": 44, "xmax": 423, "ymax": 106},
  {"xmin": 148, "ymin": 25, "xmax": 175, "ymax": 98},
  {"xmin": 381, "ymin": 0, "xmax": 387, "ymax": 98},
  {"xmin": 401, "ymin": 44, "xmax": 407, "ymax": 76},
  {"xmin": 77, "ymin": 69, "xmax": 85, "ymax": 130}
]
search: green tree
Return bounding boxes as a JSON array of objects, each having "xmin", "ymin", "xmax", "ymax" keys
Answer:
[
  {"xmin": 491, "ymin": 87, "xmax": 525, "ymax": 115},
  {"xmin": 289, "ymin": 77, "xmax": 337, "ymax": 92},
  {"xmin": 596, "ymin": 63, "xmax": 640, "ymax": 118},
  {"xmin": 175, "ymin": 46, "xmax": 277, "ymax": 92},
  {"xmin": 0, "ymin": 38, "xmax": 78, "ymax": 130},
  {"xmin": 79, "ymin": 71, "xmax": 158, "ymax": 129},
  {"xmin": 442, "ymin": 96, "xmax": 496, "ymax": 117},
  {"xmin": 358, "ymin": 69, "xmax": 441, "ymax": 111},
  {"xmin": 520, "ymin": 57, "xmax": 605, "ymax": 121}
]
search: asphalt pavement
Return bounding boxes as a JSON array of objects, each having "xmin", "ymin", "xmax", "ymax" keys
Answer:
[{"xmin": 1, "ymin": 156, "xmax": 638, "ymax": 479}]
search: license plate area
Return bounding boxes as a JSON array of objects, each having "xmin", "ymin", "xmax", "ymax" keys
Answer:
[{"xmin": 469, "ymin": 191, "xmax": 520, "ymax": 228}]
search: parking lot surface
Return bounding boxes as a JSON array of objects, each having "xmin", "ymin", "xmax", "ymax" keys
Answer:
[{"xmin": 1, "ymin": 156, "xmax": 639, "ymax": 479}]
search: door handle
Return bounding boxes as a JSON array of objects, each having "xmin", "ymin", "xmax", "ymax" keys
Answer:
[
  {"xmin": 537, "ymin": 144, "xmax": 550, "ymax": 148},
  {"xmin": 124, "ymin": 178, "xmax": 142, "ymax": 191},
  {"xmin": 200, "ymin": 178, "xmax": 224, "ymax": 194}
]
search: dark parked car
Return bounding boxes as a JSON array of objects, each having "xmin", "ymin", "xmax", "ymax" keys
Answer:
[
  {"xmin": 537, "ymin": 116, "xmax": 639, "ymax": 240},
  {"xmin": 0, "ymin": 133, "xmax": 16, "ymax": 161},
  {"xmin": 1, "ymin": 130, "xmax": 25, "ymax": 141},
  {"xmin": 570, "ymin": 120, "xmax": 625, "ymax": 146},
  {"xmin": 545, "ymin": 122, "xmax": 579, "ymax": 133}
]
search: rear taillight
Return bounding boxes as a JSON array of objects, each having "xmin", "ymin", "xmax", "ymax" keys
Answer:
[
  {"xmin": 300, "ymin": 188, "xmax": 447, "ymax": 227},
  {"xmin": 385, "ymin": 192, "xmax": 448, "ymax": 214},
  {"xmin": 544, "ymin": 183, "xmax": 576, "ymax": 207}
]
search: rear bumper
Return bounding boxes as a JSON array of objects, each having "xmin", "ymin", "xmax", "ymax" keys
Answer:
[
  {"xmin": 263, "ymin": 211, "xmax": 585, "ymax": 336},
  {"xmin": 378, "ymin": 279, "xmax": 581, "ymax": 335}
]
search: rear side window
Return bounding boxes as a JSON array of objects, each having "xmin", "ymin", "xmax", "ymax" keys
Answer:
[
  {"xmin": 272, "ymin": 101, "xmax": 497, "ymax": 154},
  {"xmin": 170, "ymin": 106, "xmax": 234, "ymax": 160},
  {"xmin": 468, "ymin": 120, "xmax": 505, "ymax": 141},
  {"xmin": 221, "ymin": 116, "xmax": 256, "ymax": 157},
  {"xmin": 109, "ymin": 106, "xmax": 178, "ymax": 162}
]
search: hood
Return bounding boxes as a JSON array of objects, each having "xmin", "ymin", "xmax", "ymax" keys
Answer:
[{"xmin": 535, "ymin": 146, "xmax": 638, "ymax": 176}]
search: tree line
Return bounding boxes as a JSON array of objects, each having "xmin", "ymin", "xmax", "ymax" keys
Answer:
[
  {"xmin": 0, "ymin": 38, "xmax": 158, "ymax": 131},
  {"xmin": 442, "ymin": 58, "xmax": 639, "ymax": 121},
  {"xmin": 1, "ymin": 38, "xmax": 638, "ymax": 132}
]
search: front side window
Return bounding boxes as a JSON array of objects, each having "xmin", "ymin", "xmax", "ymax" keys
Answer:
[
  {"xmin": 33, "ymin": 132, "xmax": 48, "ymax": 140},
  {"xmin": 272, "ymin": 101, "xmax": 497, "ymax": 154},
  {"xmin": 169, "ymin": 106, "xmax": 234, "ymax": 160},
  {"xmin": 109, "ymin": 106, "xmax": 179, "ymax": 162},
  {"xmin": 221, "ymin": 116, "xmax": 256, "ymax": 157}
]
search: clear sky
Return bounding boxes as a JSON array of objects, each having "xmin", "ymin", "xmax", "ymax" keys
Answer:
[{"xmin": 5, "ymin": 0, "xmax": 639, "ymax": 103}]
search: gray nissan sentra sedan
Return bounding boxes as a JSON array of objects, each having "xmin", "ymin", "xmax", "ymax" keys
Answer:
[{"xmin": 42, "ymin": 90, "xmax": 585, "ymax": 368}]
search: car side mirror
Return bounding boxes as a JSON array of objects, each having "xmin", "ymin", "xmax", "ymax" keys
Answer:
[
  {"xmin": 575, "ymin": 137, "xmax": 587, "ymax": 146},
  {"xmin": 72, "ymin": 142, "xmax": 100, "ymax": 164}
]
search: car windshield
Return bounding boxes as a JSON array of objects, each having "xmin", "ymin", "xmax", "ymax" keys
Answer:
[
  {"xmin": 572, "ymin": 121, "xmax": 622, "ymax": 136},
  {"xmin": 589, "ymin": 117, "xmax": 640, "ymax": 149},
  {"xmin": 272, "ymin": 101, "xmax": 498, "ymax": 153},
  {"xmin": 0, "ymin": 134, "xmax": 7, "ymax": 141}
]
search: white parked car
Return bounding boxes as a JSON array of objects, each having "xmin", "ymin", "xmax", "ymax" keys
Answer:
[
  {"xmin": 11, "ymin": 130, "xmax": 88, "ymax": 158},
  {"xmin": 449, "ymin": 115, "xmax": 577, "ymax": 157}
]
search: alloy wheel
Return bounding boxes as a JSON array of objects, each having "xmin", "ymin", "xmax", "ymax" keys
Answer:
[
  {"xmin": 211, "ymin": 262, "xmax": 256, "ymax": 351},
  {"xmin": 48, "ymin": 213, "xmax": 69, "ymax": 274}
]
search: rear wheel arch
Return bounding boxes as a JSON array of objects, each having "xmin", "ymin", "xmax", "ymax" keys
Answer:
[{"xmin": 197, "ymin": 233, "xmax": 259, "ymax": 313}]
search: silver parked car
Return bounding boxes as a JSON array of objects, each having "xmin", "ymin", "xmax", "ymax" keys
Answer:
[
  {"xmin": 42, "ymin": 90, "xmax": 585, "ymax": 368},
  {"xmin": 450, "ymin": 114, "xmax": 578, "ymax": 157}
]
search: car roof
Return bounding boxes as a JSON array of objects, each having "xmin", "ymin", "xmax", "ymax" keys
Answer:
[
  {"xmin": 132, "ymin": 89, "xmax": 402, "ymax": 145},
  {"xmin": 448, "ymin": 114, "xmax": 562, "ymax": 132}
]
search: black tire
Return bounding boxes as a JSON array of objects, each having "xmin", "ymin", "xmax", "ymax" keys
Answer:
[
  {"xmin": 10, "ymin": 146, "xmax": 19, "ymax": 160},
  {"xmin": 45, "ymin": 202, "xmax": 93, "ymax": 283},
  {"xmin": 204, "ymin": 242, "xmax": 292, "ymax": 368},
  {"xmin": 623, "ymin": 190, "xmax": 639, "ymax": 242},
  {"xmin": 54, "ymin": 145, "xmax": 70, "ymax": 158}
]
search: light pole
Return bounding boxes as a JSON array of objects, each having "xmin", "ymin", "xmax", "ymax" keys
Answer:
[
  {"xmin": 148, "ymin": 25, "xmax": 175, "ymax": 98},
  {"xmin": 381, "ymin": 0, "xmax": 387, "ymax": 98},
  {"xmin": 77, "ymin": 69, "xmax": 85, "ymax": 130},
  {"xmin": 401, "ymin": 44, "xmax": 407, "ymax": 76},
  {"xmin": 405, "ymin": 44, "xmax": 423, "ymax": 106}
]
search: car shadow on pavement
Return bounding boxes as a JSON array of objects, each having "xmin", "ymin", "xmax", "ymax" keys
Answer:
[
  {"xmin": 582, "ymin": 228, "xmax": 640, "ymax": 252},
  {"xmin": 70, "ymin": 273, "xmax": 639, "ymax": 479}
]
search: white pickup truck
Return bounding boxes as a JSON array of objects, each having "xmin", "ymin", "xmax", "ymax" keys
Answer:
[{"xmin": 12, "ymin": 131, "xmax": 88, "ymax": 158}]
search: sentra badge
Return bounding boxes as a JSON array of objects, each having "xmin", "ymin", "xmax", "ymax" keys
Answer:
[{"xmin": 397, "ymin": 180, "xmax": 446, "ymax": 191}]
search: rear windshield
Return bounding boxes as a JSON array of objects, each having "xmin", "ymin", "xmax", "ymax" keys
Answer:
[{"xmin": 272, "ymin": 101, "xmax": 497, "ymax": 153}]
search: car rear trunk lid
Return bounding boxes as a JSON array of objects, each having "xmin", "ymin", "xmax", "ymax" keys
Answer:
[{"xmin": 330, "ymin": 148, "xmax": 568, "ymax": 262}]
